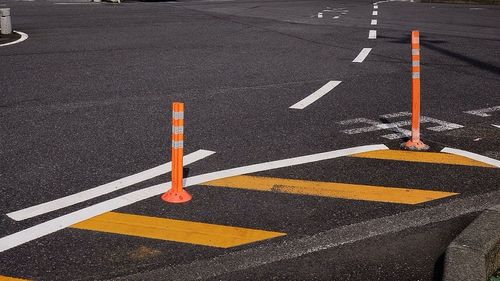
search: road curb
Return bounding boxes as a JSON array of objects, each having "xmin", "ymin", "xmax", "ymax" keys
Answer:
[{"xmin": 443, "ymin": 204, "xmax": 500, "ymax": 281}]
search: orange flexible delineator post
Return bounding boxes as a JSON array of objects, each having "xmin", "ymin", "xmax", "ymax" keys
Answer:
[
  {"xmin": 162, "ymin": 102, "xmax": 192, "ymax": 203},
  {"xmin": 402, "ymin": 30, "xmax": 429, "ymax": 151}
]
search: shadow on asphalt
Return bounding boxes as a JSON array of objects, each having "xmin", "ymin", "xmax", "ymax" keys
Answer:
[
  {"xmin": 421, "ymin": 41, "xmax": 500, "ymax": 76},
  {"xmin": 433, "ymin": 253, "xmax": 445, "ymax": 281},
  {"xmin": 381, "ymin": 34, "xmax": 500, "ymax": 76}
]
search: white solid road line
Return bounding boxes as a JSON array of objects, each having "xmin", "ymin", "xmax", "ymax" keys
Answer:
[
  {"xmin": 7, "ymin": 149, "xmax": 215, "ymax": 221},
  {"xmin": 372, "ymin": 11, "xmax": 378, "ymax": 15},
  {"xmin": 441, "ymin": 147, "xmax": 500, "ymax": 168},
  {"xmin": 492, "ymin": 124, "xmax": 500, "ymax": 129},
  {"xmin": 371, "ymin": 19, "xmax": 377, "ymax": 25},
  {"xmin": 0, "ymin": 31, "xmax": 28, "ymax": 47},
  {"xmin": 369, "ymin": 30, "xmax": 377, "ymax": 39},
  {"xmin": 0, "ymin": 144, "xmax": 388, "ymax": 253},
  {"xmin": 353, "ymin": 48, "xmax": 372, "ymax": 63},
  {"xmin": 290, "ymin": 81, "xmax": 342, "ymax": 109}
]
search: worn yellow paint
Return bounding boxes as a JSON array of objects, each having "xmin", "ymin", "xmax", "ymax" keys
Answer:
[
  {"xmin": 350, "ymin": 150, "xmax": 495, "ymax": 168},
  {"xmin": 0, "ymin": 276, "xmax": 29, "ymax": 281},
  {"xmin": 202, "ymin": 176, "xmax": 458, "ymax": 205},
  {"xmin": 71, "ymin": 212, "xmax": 285, "ymax": 248}
]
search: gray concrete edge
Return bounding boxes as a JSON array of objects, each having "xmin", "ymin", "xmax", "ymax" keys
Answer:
[
  {"xmin": 443, "ymin": 204, "xmax": 500, "ymax": 281},
  {"xmin": 105, "ymin": 190, "xmax": 500, "ymax": 281}
]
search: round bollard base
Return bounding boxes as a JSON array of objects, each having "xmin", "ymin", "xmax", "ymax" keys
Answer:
[
  {"xmin": 401, "ymin": 140, "xmax": 430, "ymax": 151},
  {"xmin": 161, "ymin": 189, "xmax": 192, "ymax": 203}
]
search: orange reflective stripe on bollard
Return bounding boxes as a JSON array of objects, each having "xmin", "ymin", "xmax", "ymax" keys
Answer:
[
  {"xmin": 162, "ymin": 102, "xmax": 192, "ymax": 203},
  {"xmin": 402, "ymin": 30, "xmax": 429, "ymax": 151}
]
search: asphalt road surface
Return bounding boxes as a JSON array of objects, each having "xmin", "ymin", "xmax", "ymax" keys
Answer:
[{"xmin": 0, "ymin": 0, "xmax": 499, "ymax": 280}]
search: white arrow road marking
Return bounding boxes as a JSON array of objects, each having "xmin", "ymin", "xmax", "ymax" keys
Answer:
[{"xmin": 0, "ymin": 144, "xmax": 388, "ymax": 253}]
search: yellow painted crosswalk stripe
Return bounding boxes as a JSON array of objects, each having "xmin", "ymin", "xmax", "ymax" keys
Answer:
[
  {"xmin": 0, "ymin": 276, "xmax": 29, "ymax": 281},
  {"xmin": 350, "ymin": 150, "xmax": 494, "ymax": 168},
  {"xmin": 202, "ymin": 176, "xmax": 458, "ymax": 205},
  {"xmin": 71, "ymin": 212, "xmax": 285, "ymax": 248}
]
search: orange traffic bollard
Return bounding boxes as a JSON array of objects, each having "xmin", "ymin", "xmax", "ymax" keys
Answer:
[
  {"xmin": 162, "ymin": 102, "xmax": 192, "ymax": 203},
  {"xmin": 402, "ymin": 30, "xmax": 429, "ymax": 151}
]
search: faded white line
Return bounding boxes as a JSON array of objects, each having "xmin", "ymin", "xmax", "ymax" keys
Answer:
[
  {"xmin": 371, "ymin": 19, "xmax": 377, "ymax": 25},
  {"xmin": 0, "ymin": 144, "xmax": 388, "ymax": 253},
  {"xmin": 338, "ymin": 112, "xmax": 463, "ymax": 139},
  {"xmin": 369, "ymin": 30, "xmax": 377, "ymax": 39},
  {"xmin": 372, "ymin": 11, "xmax": 378, "ymax": 15},
  {"xmin": 290, "ymin": 81, "xmax": 342, "ymax": 109},
  {"xmin": 353, "ymin": 48, "xmax": 372, "ymax": 63},
  {"xmin": 441, "ymin": 147, "xmax": 500, "ymax": 168},
  {"xmin": 7, "ymin": 149, "xmax": 215, "ymax": 221},
  {"xmin": 333, "ymin": 16, "xmax": 340, "ymax": 19},
  {"xmin": 0, "ymin": 31, "xmax": 28, "ymax": 47},
  {"xmin": 53, "ymin": 2, "xmax": 99, "ymax": 4},
  {"xmin": 112, "ymin": 189, "xmax": 500, "ymax": 281},
  {"xmin": 464, "ymin": 106, "xmax": 500, "ymax": 117}
]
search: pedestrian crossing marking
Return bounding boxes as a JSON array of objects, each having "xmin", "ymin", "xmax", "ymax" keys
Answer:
[
  {"xmin": 201, "ymin": 176, "xmax": 458, "ymax": 205},
  {"xmin": 350, "ymin": 150, "xmax": 495, "ymax": 168},
  {"xmin": 71, "ymin": 212, "xmax": 286, "ymax": 248}
]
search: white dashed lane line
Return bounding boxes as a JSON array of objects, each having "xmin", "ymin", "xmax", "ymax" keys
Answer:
[
  {"xmin": 371, "ymin": 19, "xmax": 377, "ymax": 25},
  {"xmin": 369, "ymin": 30, "xmax": 377, "ymax": 39},
  {"xmin": 289, "ymin": 81, "xmax": 342, "ymax": 109},
  {"xmin": 372, "ymin": 11, "xmax": 378, "ymax": 15},
  {"xmin": 353, "ymin": 48, "xmax": 372, "ymax": 63}
]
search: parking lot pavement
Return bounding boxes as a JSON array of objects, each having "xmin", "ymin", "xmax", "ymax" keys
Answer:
[{"xmin": 0, "ymin": 0, "xmax": 499, "ymax": 279}]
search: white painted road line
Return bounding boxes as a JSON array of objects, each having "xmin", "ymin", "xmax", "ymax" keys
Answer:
[
  {"xmin": 339, "ymin": 112, "xmax": 463, "ymax": 139},
  {"xmin": 7, "ymin": 149, "xmax": 216, "ymax": 221},
  {"xmin": 371, "ymin": 19, "xmax": 377, "ymax": 25},
  {"xmin": 115, "ymin": 189, "xmax": 500, "ymax": 281},
  {"xmin": 53, "ymin": 2, "xmax": 99, "ymax": 4},
  {"xmin": 492, "ymin": 124, "xmax": 500, "ymax": 129},
  {"xmin": 333, "ymin": 16, "xmax": 340, "ymax": 19},
  {"xmin": 289, "ymin": 81, "xmax": 342, "ymax": 109},
  {"xmin": 353, "ymin": 48, "xmax": 372, "ymax": 63},
  {"xmin": 464, "ymin": 106, "xmax": 500, "ymax": 117},
  {"xmin": 374, "ymin": 5, "xmax": 378, "ymax": 9},
  {"xmin": 0, "ymin": 145, "xmax": 388, "ymax": 253},
  {"xmin": 0, "ymin": 31, "xmax": 28, "ymax": 47},
  {"xmin": 372, "ymin": 11, "xmax": 378, "ymax": 16},
  {"xmin": 369, "ymin": 30, "xmax": 377, "ymax": 39},
  {"xmin": 441, "ymin": 147, "xmax": 500, "ymax": 168}
]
